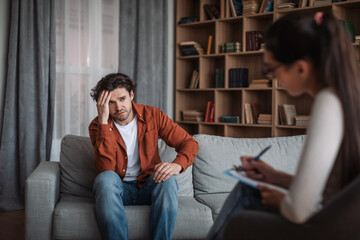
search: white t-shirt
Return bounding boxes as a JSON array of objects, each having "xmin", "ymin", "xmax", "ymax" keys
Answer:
[
  {"xmin": 113, "ymin": 116, "xmax": 141, "ymax": 181},
  {"xmin": 280, "ymin": 88, "xmax": 344, "ymax": 224}
]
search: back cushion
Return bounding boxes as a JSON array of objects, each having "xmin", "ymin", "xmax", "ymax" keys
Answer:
[
  {"xmin": 60, "ymin": 135, "xmax": 194, "ymax": 198},
  {"xmin": 60, "ymin": 135, "xmax": 98, "ymax": 198},
  {"xmin": 157, "ymin": 139, "xmax": 194, "ymax": 197},
  {"xmin": 192, "ymin": 134, "xmax": 306, "ymax": 196}
]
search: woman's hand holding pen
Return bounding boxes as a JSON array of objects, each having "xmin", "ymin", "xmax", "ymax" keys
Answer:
[{"xmin": 240, "ymin": 156, "xmax": 279, "ymax": 185}]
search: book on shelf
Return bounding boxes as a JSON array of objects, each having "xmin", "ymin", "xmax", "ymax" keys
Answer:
[
  {"xmin": 265, "ymin": 0, "xmax": 274, "ymax": 12},
  {"xmin": 229, "ymin": 68, "xmax": 248, "ymax": 88},
  {"xmin": 246, "ymin": 31, "xmax": 264, "ymax": 51},
  {"xmin": 215, "ymin": 68, "xmax": 225, "ymax": 88},
  {"xmin": 279, "ymin": 104, "xmax": 297, "ymax": 125},
  {"xmin": 257, "ymin": 114, "xmax": 272, "ymax": 125},
  {"xmin": 244, "ymin": 103, "xmax": 255, "ymax": 124},
  {"xmin": 259, "ymin": 0, "xmax": 268, "ymax": 13},
  {"xmin": 313, "ymin": 0, "xmax": 331, "ymax": 6},
  {"xmin": 205, "ymin": 101, "xmax": 215, "ymax": 122},
  {"xmin": 188, "ymin": 70, "xmax": 199, "ymax": 89},
  {"xmin": 295, "ymin": 115, "xmax": 310, "ymax": 127},
  {"xmin": 220, "ymin": 115, "xmax": 240, "ymax": 123},
  {"xmin": 222, "ymin": 42, "xmax": 241, "ymax": 53},
  {"xmin": 249, "ymin": 79, "xmax": 271, "ymax": 88},
  {"xmin": 179, "ymin": 41, "xmax": 204, "ymax": 56},
  {"xmin": 203, "ymin": 4, "xmax": 220, "ymax": 20},
  {"xmin": 229, "ymin": 0, "xmax": 243, "ymax": 17},
  {"xmin": 277, "ymin": 2, "xmax": 296, "ymax": 9},
  {"xmin": 242, "ymin": 0, "xmax": 260, "ymax": 16},
  {"xmin": 178, "ymin": 17, "xmax": 197, "ymax": 25},
  {"xmin": 182, "ymin": 110, "xmax": 204, "ymax": 122},
  {"xmin": 207, "ymin": 35, "xmax": 213, "ymax": 55},
  {"xmin": 251, "ymin": 102, "xmax": 262, "ymax": 123}
]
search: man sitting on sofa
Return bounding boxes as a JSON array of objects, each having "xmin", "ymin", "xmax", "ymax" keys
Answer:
[{"xmin": 88, "ymin": 73, "xmax": 199, "ymax": 240}]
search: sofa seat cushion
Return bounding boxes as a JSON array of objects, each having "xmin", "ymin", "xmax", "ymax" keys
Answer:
[
  {"xmin": 53, "ymin": 196, "xmax": 213, "ymax": 240},
  {"xmin": 192, "ymin": 134, "xmax": 305, "ymax": 196},
  {"xmin": 60, "ymin": 135, "xmax": 194, "ymax": 199},
  {"xmin": 195, "ymin": 193, "xmax": 230, "ymax": 221}
]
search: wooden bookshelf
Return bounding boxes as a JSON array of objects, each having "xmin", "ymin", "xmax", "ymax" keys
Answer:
[{"xmin": 175, "ymin": 0, "xmax": 360, "ymax": 138}]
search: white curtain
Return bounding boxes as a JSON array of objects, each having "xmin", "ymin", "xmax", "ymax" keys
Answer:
[{"xmin": 51, "ymin": 0, "xmax": 119, "ymax": 161}]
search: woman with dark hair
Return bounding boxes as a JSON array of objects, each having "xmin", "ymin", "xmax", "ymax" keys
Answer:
[{"xmin": 206, "ymin": 11, "xmax": 360, "ymax": 240}]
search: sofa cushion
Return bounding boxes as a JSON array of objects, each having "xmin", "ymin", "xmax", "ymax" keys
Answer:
[
  {"xmin": 53, "ymin": 196, "xmax": 213, "ymax": 240},
  {"xmin": 192, "ymin": 134, "xmax": 306, "ymax": 196},
  {"xmin": 195, "ymin": 193, "xmax": 230, "ymax": 221},
  {"xmin": 60, "ymin": 135, "xmax": 194, "ymax": 198}
]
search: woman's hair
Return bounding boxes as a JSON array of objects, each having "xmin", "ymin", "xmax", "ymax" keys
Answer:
[
  {"xmin": 265, "ymin": 12, "xmax": 360, "ymax": 185},
  {"xmin": 90, "ymin": 73, "xmax": 136, "ymax": 102}
]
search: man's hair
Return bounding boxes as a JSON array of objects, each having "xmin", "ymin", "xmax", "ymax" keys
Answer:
[{"xmin": 90, "ymin": 73, "xmax": 136, "ymax": 102}]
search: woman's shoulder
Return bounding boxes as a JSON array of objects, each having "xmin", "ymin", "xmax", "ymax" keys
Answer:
[{"xmin": 314, "ymin": 88, "xmax": 341, "ymax": 108}]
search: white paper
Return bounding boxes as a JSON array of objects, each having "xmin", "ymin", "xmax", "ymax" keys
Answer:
[{"xmin": 224, "ymin": 169, "xmax": 288, "ymax": 194}]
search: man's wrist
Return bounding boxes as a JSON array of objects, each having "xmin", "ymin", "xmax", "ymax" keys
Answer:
[{"xmin": 98, "ymin": 116, "xmax": 108, "ymax": 124}]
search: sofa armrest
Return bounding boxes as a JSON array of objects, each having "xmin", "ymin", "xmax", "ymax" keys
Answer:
[{"xmin": 25, "ymin": 161, "xmax": 60, "ymax": 240}]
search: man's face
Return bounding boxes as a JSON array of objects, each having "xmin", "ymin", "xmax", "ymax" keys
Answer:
[{"xmin": 108, "ymin": 88, "xmax": 134, "ymax": 125}]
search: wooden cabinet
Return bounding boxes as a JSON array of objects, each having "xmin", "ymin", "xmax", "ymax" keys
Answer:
[{"xmin": 175, "ymin": 0, "xmax": 360, "ymax": 137}]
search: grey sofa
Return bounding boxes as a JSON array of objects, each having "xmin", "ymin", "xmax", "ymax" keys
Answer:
[{"xmin": 25, "ymin": 134, "xmax": 305, "ymax": 240}]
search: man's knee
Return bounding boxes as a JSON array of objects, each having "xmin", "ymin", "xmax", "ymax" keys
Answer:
[
  {"xmin": 93, "ymin": 171, "xmax": 123, "ymax": 195},
  {"xmin": 153, "ymin": 176, "xmax": 178, "ymax": 204}
]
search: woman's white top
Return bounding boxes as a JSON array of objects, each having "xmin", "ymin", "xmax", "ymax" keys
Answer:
[{"xmin": 280, "ymin": 88, "xmax": 344, "ymax": 224}]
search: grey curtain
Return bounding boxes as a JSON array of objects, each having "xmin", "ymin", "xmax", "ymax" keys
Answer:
[
  {"xmin": 0, "ymin": 0, "xmax": 55, "ymax": 211},
  {"xmin": 119, "ymin": 0, "xmax": 168, "ymax": 112}
]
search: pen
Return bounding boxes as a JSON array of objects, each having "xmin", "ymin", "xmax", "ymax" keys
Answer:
[{"xmin": 233, "ymin": 145, "xmax": 271, "ymax": 171}]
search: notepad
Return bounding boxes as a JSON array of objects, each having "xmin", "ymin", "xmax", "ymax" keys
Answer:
[{"xmin": 224, "ymin": 169, "xmax": 288, "ymax": 194}]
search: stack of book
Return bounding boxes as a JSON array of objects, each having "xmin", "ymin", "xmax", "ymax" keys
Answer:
[
  {"xmin": 229, "ymin": 68, "xmax": 248, "ymax": 88},
  {"xmin": 277, "ymin": 2, "xmax": 296, "ymax": 9},
  {"xmin": 205, "ymin": 101, "xmax": 215, "ymax": 122},
  {"xmin": 242, "ymin": 0, "xmax": 260, "ymax": 15},
  {"xmin": 278, "ymin": 104, "xmax": 297, "ymax": 125},
  {"xmin": 295, "ymin": 115, "xmax": 310, "ymax": 126},
  {"xmin": 215, "ymin": 69, "xmax": 225, "ymax": 88},
  {"xmin": 182, "ymin": 110, "xmax": 204, "ymax": 122},
  {"xmin": 257, "ymin": 114, "xmax": 272, "ymax": 125},
  {"xmin": 188, "ymin": 70, "xmax": 199, "ymax": 88},
  {"xmin": 249, "ymin": 79, "xmax": 271, "ymax": 88},
  {"xmin": 220, "ymin": 115, "xmax": 240, "ymax": 123},
  {"xmin": 222, "ymin": 42, "xmax": 241, "ymax": 53},
  {"xmin": 313, "ymin": 0, "xmax": 331, "ymax": 6},
  {"xmin": 245, "ymin": 31, "xmax": 264, "ymax": 51},
  {"xmin": 179, "ymin": 41, "xmax": 204, "ymax": 56}
]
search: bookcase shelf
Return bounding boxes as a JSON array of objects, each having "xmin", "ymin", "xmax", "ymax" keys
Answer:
[{"xmin": 176, "ymin": 0, "xmax": 360, "ymax": 138}]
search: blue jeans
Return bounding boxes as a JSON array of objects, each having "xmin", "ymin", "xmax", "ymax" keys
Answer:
[
  {"xmin": 93, "ymin": 171, "xmax": 179, "ymax": 240},
  {"xmin": 206, "ymin": 182, "xmax": 266, "ymax": 240}
]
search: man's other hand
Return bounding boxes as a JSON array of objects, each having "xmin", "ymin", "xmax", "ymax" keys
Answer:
[
  {"xmin": 97, "ymin": 90, "xmax": 111, "ymax": 124},
  {"xmin": 153, "ymin": 162, "xmax": 182, "ymax": 183}
]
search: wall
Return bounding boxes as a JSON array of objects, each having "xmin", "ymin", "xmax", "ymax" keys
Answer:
[{"xmin": 0, "ymin": 0, "xmax": 10, "ymax": 137}]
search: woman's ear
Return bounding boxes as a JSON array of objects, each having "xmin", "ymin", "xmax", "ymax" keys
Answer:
[{"xmin": 295, "ymin": 60, "xmax": 311, "ymax": 79}]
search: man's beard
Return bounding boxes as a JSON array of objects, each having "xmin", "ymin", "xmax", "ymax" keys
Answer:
[{"xmin": 113, "ymin": 108, "xmax": 132, "ymax": 123}]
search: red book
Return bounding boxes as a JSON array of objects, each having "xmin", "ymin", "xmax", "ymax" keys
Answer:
[
  {"xmin": 209, "ymin": 102, "xmax": 215, "ymax": 122},
  {"xmin": 205, "ymin": 101, "xmax": 212, "ymax": 122}
]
